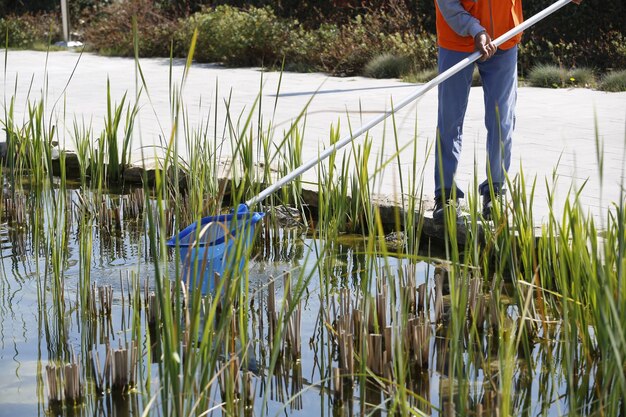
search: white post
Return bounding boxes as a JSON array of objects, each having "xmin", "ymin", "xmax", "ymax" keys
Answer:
[{"xmin": 60, "ymin": 0, "xmax": 70, "ymax": 43}]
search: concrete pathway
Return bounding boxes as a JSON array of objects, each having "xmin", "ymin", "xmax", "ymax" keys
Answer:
[{"xmin": 2, "ymin": 50, "xmax": 625, "ymax": 225}]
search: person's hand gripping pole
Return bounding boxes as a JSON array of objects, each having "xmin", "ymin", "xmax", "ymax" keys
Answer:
[{"xmin": 474, "ymin": 30, "xmax": 497, "ymax": 61}]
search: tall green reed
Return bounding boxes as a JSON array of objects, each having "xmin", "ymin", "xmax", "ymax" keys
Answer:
[
  {"xmin": 104, "ymin": 80, "xmax": 140, "ymax": 184},
  {"xmin": 4, "ymin": 32, "xmax": 626, "ymax": 417}
]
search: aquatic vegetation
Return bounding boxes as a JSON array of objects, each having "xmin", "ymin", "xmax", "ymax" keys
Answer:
[{"xmin": 1, "ymin": 45, "xmax": 625, "ymax": 417}]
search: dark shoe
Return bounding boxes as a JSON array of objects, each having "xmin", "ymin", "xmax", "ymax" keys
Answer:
[
  {"xmin": 482, "ymin": 193, "xmax": 500, "ymax": 220},
  {"xmin": 433, "ymin": 198, "xmax": 460, "ymax": 224}
]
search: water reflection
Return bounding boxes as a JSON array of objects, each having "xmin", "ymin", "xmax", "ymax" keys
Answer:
[{"xmin": 0, "ymin": 187, "xmax": 613, "ymax": 417}]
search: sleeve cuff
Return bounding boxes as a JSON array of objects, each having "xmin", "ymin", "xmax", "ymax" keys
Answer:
[{"xmin": 469, "ymin": 23, "xmax": 486, "ymax": 39}]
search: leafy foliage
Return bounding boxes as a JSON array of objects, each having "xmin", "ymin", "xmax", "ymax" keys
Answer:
[
  {"xmin": 363, "ymin": 53, "xmax": 410, "ymax": 79},
  {"xmin": 190, "ymin": 5, "xmax": 294, "ymax": 67},
  {"xmin": 315, "ymin": 7, "xmax": 436, "ymax": 76},
  {"xmin": 599, "ymin": 69, "xmax": 626, "ymax": 92},
  {"xmin": 82, "ymin": 0, "xmax": 181, "ymax": 56},
  {"xmin": 3, "ymin": 0, "xmax": 624, "ymax": 77},
  {"xmin": 527, "ymin": 64, "xmax": 568, "ymax": 88},
  {"xmin": 527, "ymin": 64, "xmax": 597, "ymax": 89},
  {"xmin": 0, "ymin": 13, "xmax": 60, "ymax": 48}
]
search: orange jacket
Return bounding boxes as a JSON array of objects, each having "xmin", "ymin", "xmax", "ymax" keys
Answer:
[{"xmin": 435, "ymin": 0, "xmax": 524, "ymax": 52}]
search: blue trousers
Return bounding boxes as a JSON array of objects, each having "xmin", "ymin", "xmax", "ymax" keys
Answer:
[{"xmin": 435, "ymin": 45, "xmax": 517, "ymax": 199}]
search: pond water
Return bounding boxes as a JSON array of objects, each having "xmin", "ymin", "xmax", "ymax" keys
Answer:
[{"xmin": 0, "ymin": 187, "xmax": 586, "ymax": 417}]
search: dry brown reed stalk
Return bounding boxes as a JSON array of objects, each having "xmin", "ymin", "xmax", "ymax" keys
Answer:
[
  {"xmin": 407, "ymin": 316, "xmax": 430, "ymax": 368},
  {"xmin": 63, "ymin": 360, "xmax": 82, "ymax": 403},
  {"xmin": 489, "ymin": 279, "xmax": 503, "ymax": 331},
  {"xmin": 125, "ymin": 188, "xmax": 145, "ymax": 219},
  {"xmin": 434, "ymin": 268, "xmax": 445, "ymax": 324},
  {"xmin": 267, "ymin": 280, "xmax": 277, "ymax": 345},
  {"xmin": 90, "ymin": 284, "xmax": 113, "ymax": 317},
  {"xmin": 127, "ymin": 271, "xmax": 138, "ymax": 308},
  {"xmin": 229, "ymin": 306, "xmax": 238, "ymax": 355},
  {"xmin": 332, "ymin": 367, "xmax": 343, "ymax": 398},
  {"xmin": 375, "ymin": 281, "xmax": 387, "ymax": 332},
  {"xmin": 244, "ymin": 371, "xmax": 255, "ymax": 411},
  {"xmin": 516, "ymin": 280, "xmax": 540, "ymax": 338},
  {"xmin": 289, "ymin": 362, "xmax": 303, "ymax": 410},
  {"xmin": 417, "ymin": 283, "xmax": 428, "ymax": 315},
  {"xmin": 269, "ymin": 360, "xmax": 286, "ymax": 404},
  {"xmin": 164, "ymin": 206, "xmax": 176, "ymax": 237},
  {"xmin": 468, "ymin": 277, "xmax": 486, "ymax": 330},
  {"xmin": 282, "ymin": 273, "xmax": 302, "ymax": 360},
  {"xmin": 3, "ymin": 193, "xmax": 27, "ymax": 225},
  {"xmin": 383, "ymin": 326, "xmax": 392, "ymax": 362},
  {"xmin": 285, "ymin": 301, "xmax": 301, "ymax": 360},
  {"xmin": 108, "ymin": 340, "xmax": 138, "ymax": 393},
  {"xmin": 443, "ymin": 401, "xmax": 456, "ymax": 417},
  {"xmin": 218, "ymin": 354, "xmax": 241, "ymax": 407},
  {"xmin": 45, "ymin": 364, "xmax": 62, "ymax": 403},
  {"xmin": 146, "ymin": 290, "xmax": 160, "ymax": 327},
  {"xmin": 45, "ymin": 356, "xmax": 83, "ymax": 405},
  {"xmin": 144, "ymin": 278, "xmax": 176, "ymax": 323},
  {"xmin": 352, "ymin": 309, "xmax": 363, "ymax": 347},
  {"xmin": 401, "ymin": 283, "xmax": 417, "ymax": 315},
  {"xmin": 367, "ymin": 334, "xmax": 384, "ymax": 375},
  {"xmin": 7, "ymin": 226, "xmax": 27, "ymax": 257},
  {"xmin": 89, "ymin": 349, "xmax": 106, "ymax": 395},
  {"xmin": 335, "ymin": 288, "xmax": 355, "ymax": 387},
  {"xmin": 99, "ymin": 285, "xmax": 113, "ymax": 316},
  {"xmin": 98, "ymin": 197, "xmax": 122, "ymax": 232}
]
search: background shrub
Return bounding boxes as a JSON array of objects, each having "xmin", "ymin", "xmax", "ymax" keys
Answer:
[
  {"xmin": 317, "ymin": 5, "xmax": 435, "ymax": 76},
  {"xmin": 403, "ymin": 67, "xmax": 437, "ymax": 84},
  {"xmin": 599, "ymin": 70, "xmax": 626, "ymax": 92},
  {"xmin": 0, "ymin": 13, "xmax": 61, "ymax": 48},
  {"xmin": 527, "ymin": 64, "xmax": 568, "ymax": 88},
  {"xmin": 363, "ymin": 53, "xmax": 410, "ymax": 79},
  {"xmin": 4, "ymin": 0, "xmax": 625, "ymax": 76},
  {"xmin": 382, "ymin": 31, "xmax": 437, "ymax": 74},
  {"xmin": 82, "ymin": 0, "xmax": 180, "ymax": 57},
  {"xmin": 518, "ymin": 0, "xmax": 626, "ymax": 72},
  {"xmin": 526, "ymin": 64, "xmax": 597, "ymax": 89},
  {"xmin": 569, "ymin": 67, "xmax": 596, "ymax": 88},
  {"xmin": 281, "ymin": 23, "xmax": 337, "ymax": 72},
  {"xmin": 191, "ymin": 5, "xmax": 294, "ymax": 67},
  {"xmin": 316, "ymin": 13, "xmax": 379, "ymax": 76}
]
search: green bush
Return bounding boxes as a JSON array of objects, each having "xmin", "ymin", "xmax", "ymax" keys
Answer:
[
  {"xmin": 383, "ymin": 31, "xmax": 437, "ymax": 74},
  {"xmin": 191, "ymin": 5, "xmax": 294, "ymax": 67},
  {"xmin": 569, "ymin": 67, "xmax": 596, "ymax": 88},
  {"xmin": 316, "ymin": 13, "xmax": 379, "ymax": 76},
  {"xmin": 83, "ymin": 0, "xmax": 180, "ymax": 57},
  {"xmin": 363, "ymin": 53, "xmax": 410, "ymax": 79},
  {"xmin": 403, "ymin": 65, "xmax": 482, "ymax": 86},
  {"xmin": 527, "ymin": 64, "xmax": 568, "ymax": 88},
  {"xmin": 282, "ymin": 23, "xmax": 338, "ymax": 72},
  {"xmin": 520, "ymin": 0, "xmax": 625, "ymax": 72},
  {"xmin": 0, "ymin": 0, "xmax": 57, "ymax": 15},
  {"xmin": 527, "ymin": 64, "xmax": 599, "ymax": 89},
  {"xmin": 317, "ymin": 8, "xmax": 436, "ymax": 77},
  {"xmin": 599, "ymin": 70, "xmax": 626, "ymax": 92},
  {"xmin": 6, "ymin": 0, "xmax": 625, "ymax": 75},
  {"xmin": 519, "ymin": 31, "xmax": 626, "ymax": 76},
  {"xmin": 527, "ymin": 64, "xmax": 596, "ymax": 88},
  {"xmin": 403, "ymin": 67, "xmax": 438, "ymax": 84},
  {"xmin": 8, "ymin": 0, "xmax": 623, "ymax": 78},
  {"xmin": 0, "ymin": 13, "xmax": 60, "ymax": 48}
]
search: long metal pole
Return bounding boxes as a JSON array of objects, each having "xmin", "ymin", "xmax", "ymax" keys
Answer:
[
  {"xmin": 60, "ymin": 0, "xmax": 70, "ymax": 43},
  {"xmin": 246, "ymin": 0, "xmax": 573, "ymax": 207}
]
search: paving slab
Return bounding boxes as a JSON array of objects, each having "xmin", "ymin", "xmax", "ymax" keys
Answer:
[{"xmin": 1, "ymin": 50, "xmax": 625, "ymax": 227}]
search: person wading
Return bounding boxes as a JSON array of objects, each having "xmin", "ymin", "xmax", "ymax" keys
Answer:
[{"xmin": 432, "ymin": 0, "xmax": 581, "ymax": 223}]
